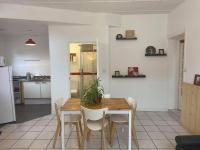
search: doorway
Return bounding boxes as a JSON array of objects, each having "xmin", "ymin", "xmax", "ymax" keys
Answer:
[
  {"xmin": 69, "ymin": 43, "xmax": 97, "ymax": 98},
  {"xmin": 177, "ymin": 39, "xmax": 185, "ymax": 110}
]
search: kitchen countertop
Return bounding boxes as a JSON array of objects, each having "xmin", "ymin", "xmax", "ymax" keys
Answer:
[{"xmin": 13, "ymin": 76, "xmax": 51, "ymax": 82}]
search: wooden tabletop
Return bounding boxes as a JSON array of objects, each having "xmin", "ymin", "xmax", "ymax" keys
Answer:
[{"xmin": 61, "ymin": 98, "xmax": 130, "ymax": 111}]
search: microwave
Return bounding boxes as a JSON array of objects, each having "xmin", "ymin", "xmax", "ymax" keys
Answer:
[{"xmin": 0, "ymin": 56, "xmax": 6, "ymax": 67}]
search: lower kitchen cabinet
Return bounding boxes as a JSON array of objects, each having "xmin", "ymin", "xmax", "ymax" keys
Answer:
[
  {"xmin": 23, "ymin": 81, "xmax": 51, "ymax": 99},
  {"xmin": 40, "ymin": 82, "xmax": 51, "ymax": 98}
]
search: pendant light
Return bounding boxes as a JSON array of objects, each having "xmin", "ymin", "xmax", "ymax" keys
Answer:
[
  {"xmin": 25, "ymin": 38, "xmax": 36, "ymax": 46},
  {"xmin": 25, "ymin": 29, "xmax": 36, "ymax": 46}
]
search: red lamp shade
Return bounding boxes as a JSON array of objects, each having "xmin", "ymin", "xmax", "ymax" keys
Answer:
[{"xmin": 25, "ymin": 38, "xmax": 36, "ymax": 46}]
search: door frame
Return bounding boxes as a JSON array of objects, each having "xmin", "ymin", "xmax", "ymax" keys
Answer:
[{"xmin": 68, "ymin": 40, "xmax": 99, "ymax": 98}]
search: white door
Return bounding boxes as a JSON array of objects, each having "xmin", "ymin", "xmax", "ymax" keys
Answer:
[
  {"xmin": 23, "ymin": 82, "xmax": 41, "ymax": 98},
  {"xmin": 0, "ymin": 66, "xmax": 16, "ymax": 124},
  {"xmin": 40, "ymin": 82, "xmax": 51, "ymax": 98},
  {"xmin": 178, "ymin": 40, "xmax": 185, "ymax": 110}
]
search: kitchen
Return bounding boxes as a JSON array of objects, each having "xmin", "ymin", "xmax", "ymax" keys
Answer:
[{"xmin": 0, "ymin": 19, "xmax": 51, "ymax": 124}]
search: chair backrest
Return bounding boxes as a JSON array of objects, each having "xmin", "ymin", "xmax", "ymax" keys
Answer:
[
  {"xmin": 103, "ymin": 94, "xmax": 111, "ymax": 98},
  {"xmin": 81, "ymin": 106, "xmax": 108, "ymax": 121},
  {"xmin": 127, "ymin": 97, "xmax": 137, "ymax": 111},
  {"xmin": 54, "ymin": 98, "xmax": 65, "ymax": 124}
]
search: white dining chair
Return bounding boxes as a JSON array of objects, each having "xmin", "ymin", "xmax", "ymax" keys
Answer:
[
  {"xmin": 109, "ymin": 97, "xmax": 139, "ymax": 148},
  {"xmin": 81, "ymin": 106, "xmax": 109, "ymax": 150},
  {"xmin": 53, "ymin": 98, "xmax": 83, "ymax": 149},
  {"xmin": 103, "ymin": 94, "xmax": 111, "ymax": 98}
]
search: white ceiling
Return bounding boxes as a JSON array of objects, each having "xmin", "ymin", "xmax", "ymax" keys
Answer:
[
  {"xmin": 0, "ymin": 19, "xmax": 48, "ymax": 36},
  {"xmin": 0, "ymin": 0, "xmax": 185, "ymax": 14}
]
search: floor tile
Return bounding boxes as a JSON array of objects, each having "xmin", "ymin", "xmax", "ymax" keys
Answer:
[
  {"xmin": 143, "ymin": 125, "xmax": 160, "ymax": 132},
  {"xmin": 140, "ymin": 120, "xmax": 154, "ymax": 126},
  {"xmin": 44, "ymin": 126, "xmax": 57, "ymax": 132},
  {"xmin": 136, "ymin": 132, "xmax": 150, "ymax": 140},
  {"xmin": 37, "ymin": 131, "xmax": 55, "ymax": 140},
  {"xmin": 148, "ymin": 132, "xmax": 166, "ymax": 140},
  {"xmin": 6, "ymin": 132, "xmax": 26, "ymax": 140},
  {"xmin": 21, "ymin": 132, "xmax": 40, "ymax": 140},
  {"xmin": 153, "ymin": 139, "xmax": 174, "ymax": 149},
  {"xmin": 136, "ymin": 126, "xmax": 145, "ymax": 132},
  {"xmin": 138, "ymin": 140, "xmax": 156, "ymax": 149},
  {"xmin": 30, "ymin": 139, "xmax": 51, "ymax": 149},
  {"xmin": 0, "ymin": 140, "xmax": 17, "ymax": 148},
  {"xmin": 158, "ymin": 125, "xmax": 175, "ymax": 132},
  {"xmin": 11, "ymin": 139, "xmax": 33, "ymax": 148},
  {"xmin": 17, "ymin": 125, "xmax": 32, "ymax": 131},
  {"xmin": 29, "ymin": 126, "xmax": 45, "ymax": 132}
]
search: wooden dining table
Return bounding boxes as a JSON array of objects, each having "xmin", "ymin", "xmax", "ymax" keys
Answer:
[{"xmin": 60, "ymin": 98, "xmax": 132, "ymax": 150}]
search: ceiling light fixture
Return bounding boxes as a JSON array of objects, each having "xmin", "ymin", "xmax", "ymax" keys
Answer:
[{"xmin": 25, "ymin": 38, "xmax": 36, "ymax": 46}]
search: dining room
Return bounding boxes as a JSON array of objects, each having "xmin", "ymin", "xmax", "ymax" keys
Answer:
[{"xmin": 2, "ymin": 0, "xmax": 200, "ymax": 149}]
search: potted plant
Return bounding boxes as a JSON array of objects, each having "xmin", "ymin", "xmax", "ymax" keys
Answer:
[{"xmin": 81, "ymin": 78, "xmax": 104, "ymax": 106}]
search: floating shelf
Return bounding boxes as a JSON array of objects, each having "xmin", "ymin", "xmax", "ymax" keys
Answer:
[
  {"xmin": 112, "ymin": 75, "xmax": 146, "ymax": 78},
  {"xmin": 145, "ymin": 53, "xmax": 167, "ymax": 56},
  {"xmin": 116, "ymin": 37, "xmax": 138, "ymax": 40}
]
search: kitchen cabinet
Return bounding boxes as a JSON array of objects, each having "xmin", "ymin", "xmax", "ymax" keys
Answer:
[
  {"xmin": 40, "ymin": 82, "xmax": 51, "ymax": 98},
  {"xmin": 23, "ymin": 81, "xmax": 51, "ymax": 99}
]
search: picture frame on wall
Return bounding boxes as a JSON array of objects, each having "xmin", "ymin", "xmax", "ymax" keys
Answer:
[
  {"xmin": 159, "ymin": 49, "xmax": 165, "ymax": 55},
  {"xmin": 115, "ymin": 71, "xmax": 120, "ymax": 76},
  {"xmin": 194, "ymin": 74, "xmax": 200, "ymax": 86}
]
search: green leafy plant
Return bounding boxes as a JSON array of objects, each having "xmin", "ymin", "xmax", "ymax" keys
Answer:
[{"xmin": 81, "ymin": 78, "xmax": 104, "ymax": 105}]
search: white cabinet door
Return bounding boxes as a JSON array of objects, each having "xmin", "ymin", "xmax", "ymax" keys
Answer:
[
  {"xmin": 40, "ymin": 82, "xmax": 51, "ymax": 98},
  {"xmin": 23, "ymin": 82, "xmax": 41, "ymax": 98}
]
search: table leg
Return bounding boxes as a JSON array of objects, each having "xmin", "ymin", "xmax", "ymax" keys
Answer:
[
  {"xmin": 128, "ymin": 110, "xmax": 132, "ymax": 150},
  {"xmin": 61, "ymin": 112, "xmax": 65, "ymax": 150}
]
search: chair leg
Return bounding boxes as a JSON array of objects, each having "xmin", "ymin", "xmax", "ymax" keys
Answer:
[
  {"xmin": 102, "ymin": 127, "xmax": 106, "ymax": 150},
  {"xmin": 53, "ymin": 124, "xmax": 60, "ymax": 148},
  {"xmin": 86, "ymin": 129, "xmax": 91, "ymax": 141},
  {"xmin": 110, "ymin": 122, "xmax": 116, "ymax": 146},
  {"xmin": 81, "ymin": 128, "xmax": 88, "ymax": 150},
  {"xmin": 79, "ymin": 120, "xmax": 83, "ymax": 137},
  {"xmin": 132, "ymin": 126, "xmax": 139, "ymax": 148},
  {"xmin": 75, "ymin": 123, "xmax": 81, "ymax": 149}
]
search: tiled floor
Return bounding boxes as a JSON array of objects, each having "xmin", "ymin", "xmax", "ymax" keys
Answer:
[{"xmin": 0, "ymin": 111, "xmax": 190, "ymax": 150}]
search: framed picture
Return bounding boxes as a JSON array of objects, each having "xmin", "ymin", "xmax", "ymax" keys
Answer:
[
  {"xmin": 194, "ymin": 74, "xmax": 200, "ymax": 86},
  {"xmin": 115, "ymin": 71, "xmax": 120, "ymax": 76},
  {"xmin": 159, "ymin": 49, "xmax": 165, "ymax": 55},
  {"xmin": 128, "ymin": 67, "xmax": 139, "ymax": 76}
]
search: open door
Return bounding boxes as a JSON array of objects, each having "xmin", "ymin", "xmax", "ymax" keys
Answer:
[
  {"xmin": 69, "ymin": 43, "xmax": 97, "ymax": 98},
  {"xmin": 178, "ymin": 39, "xmax": 185, "ymax": 110}
]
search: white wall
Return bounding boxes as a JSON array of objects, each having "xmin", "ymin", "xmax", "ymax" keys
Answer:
[
  {"xmin": 48, "ymin": 25, "xmax": 110, "ymax": 111},
  {"xmin": 0, "ymin": 35, "xmax": 5, "ymax": 56},
  {"xmin": 168, "ymin": 0, "xmax": 200, "ymax": 83},
  {"xmin": 110, "ymin": 14, "xmax": 169, "ymax": 111},
  {"xmin": 3, "ymin": 34, "xmax": 50, "ymax": 76}
]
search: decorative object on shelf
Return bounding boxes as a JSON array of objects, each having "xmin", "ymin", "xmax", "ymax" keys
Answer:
[
  {"xmin": 128, "ymin": 67, "xmax": 139, "ymax": 76},
  {"xmin": 81, "ymin": 78, "xmax": 104, "ymax": 105},
  {"xmin": 25, "ymin": 38, "xmax": 36, "ymax": 46},
  {"xmin": 116, "ymin": 34, "xmax": 123, "ymax": 39},
  {"xmin": 159, "ymin": 49, "xmax": 165, "ymax": 55},
  {"xmin": 116, "ymin": 30, "xmax": 137, "ymax": 40},
  {"xmin": 125, "ymin": 30, "xmax": 135, "ymax": 39},
  {"xmin": 70, "ymin": 53, "xmax": 77, "ymax": 62},
  {"xmin": 146, "ymin": 46, "xmax": 156, "ymax": 55},
  {"xmin": 194, "ymin": 74, "xmax": 200, "ymax": 86},
  {"xmin": 114, "ymin": 70, "xmax": 121, "ymax": 77}
]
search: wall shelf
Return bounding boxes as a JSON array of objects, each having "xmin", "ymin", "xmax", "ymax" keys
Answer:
[
  {"xmin": 116, "ymin": 37, "xmax": 138, "ymax": 40},
  {"xmin": 112, "ymin": 75, "xmax": 146, "ymax": 78},
  {"xmin": 145, "ymin": 53, "xmax": 167, "ymax": 56}
]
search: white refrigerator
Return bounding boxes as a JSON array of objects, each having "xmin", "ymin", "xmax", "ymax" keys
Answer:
[{"xmin": 0, "ymin": 66, "xmax": 16, "ymax": 124}]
